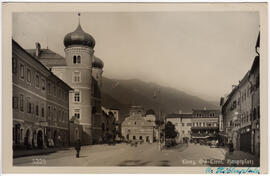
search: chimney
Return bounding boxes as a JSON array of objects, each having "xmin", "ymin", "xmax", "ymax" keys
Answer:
[{"xmin": 35, "ymin": 42, "xmax": 41, "ymax": 57}]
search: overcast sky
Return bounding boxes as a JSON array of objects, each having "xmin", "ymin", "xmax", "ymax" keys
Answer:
[{"xmin": 13, "ymin": 12, "xmax": 259, "ymax": 102}]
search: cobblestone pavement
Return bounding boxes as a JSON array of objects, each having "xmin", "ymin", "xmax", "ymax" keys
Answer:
[{"xmin": 13, "ymin": 143, "xmax": 259, "ymax": 167}]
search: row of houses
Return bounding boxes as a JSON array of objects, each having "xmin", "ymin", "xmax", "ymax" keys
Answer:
[{"xmin": 219, "ymin": 33, "xmax": 260, "ymax": 156}]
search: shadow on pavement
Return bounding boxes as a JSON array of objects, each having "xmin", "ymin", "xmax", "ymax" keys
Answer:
[
  {"xmin": 118, "ymin": 160, "xmax": 151, "ymax": 166},
  {"xmin": 118, "ymin": 160, "xmax": 171, "ymax": 166},
  {"xmin": 158, "ymin": 160, "xmax": 170, "ymax": 166}
]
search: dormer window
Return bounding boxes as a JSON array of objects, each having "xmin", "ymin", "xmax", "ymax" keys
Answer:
[{"xmin": 73, "ymin": 55, "xmax": 81, "ymax": 64}]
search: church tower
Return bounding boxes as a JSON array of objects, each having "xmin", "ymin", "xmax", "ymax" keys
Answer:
[{"xmin": 62, "ymin": 13, "xmax": 96, "ymax": 144}]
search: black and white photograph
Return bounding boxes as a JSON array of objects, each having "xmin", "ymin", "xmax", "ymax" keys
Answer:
[{"xmin": 1, "ymin": 2, "xmax": 268, "ymax": 174}]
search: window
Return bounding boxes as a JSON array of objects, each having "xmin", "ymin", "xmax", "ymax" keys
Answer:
[
  {"xmin": 73, "ymin": 55, "xmax": 81, "ymax": 64},
  {"xmin": 41, "ymin": 79, "xmax": 45, "ymax": 91},
  {"xmin": 133, "ymin": 136, "xmax": 136, "ymax": 140},
  {"xmin": 48, "ymin": 82, "xmax": 51, "ymax": 94},
  {"xmin": 53, "ymin": 107, "xmax": 56, "ymax": 121},
  {"xmin": 92, "ymin": 106, "xmax": 96, "ymax": 114},
  {"xmin": 62, "ymin": 111, "xmax": 64, "ymax": 122},
  {"xmin": 74, "ymin": 91, "xmax": 80, "ymax": 102},
  {"xmin": 12, "ymin": 57, "xmax": 17, "ymax": 74},
  {"xmin": 36, "ymin": 74, "xmax": 39, "ymax": 88},
  {"xmin": 20, "ymin": 129, "xmax": 23, "ymax": 141},
  {"xmin": 182, "ymin": 123, "xmax": 185, "ymax": 127},
  {"xmin": 41, "ymin": 106, "xmax": 44, "ymax": 117},
  {"xmin": 26, "ymin": 98, "xmax": 31, "ymax": 113},
  {"xmin": 47, "ymin": 106, "xmax": 51, "ymax": 120},
  {"xmin": 19, "ymin": 94, "xmax": 24, "ymax": 112},
  {"xmin": 13, "ymin": 97, "xmax": 18, "ymax": 109},
  {"xmin": 73, "ymin": 72, "xmax": 81, "ymax": 83},
  {"xmin": 58, "ymin": 110, "xmax": 61, "ymax": 122},
  {"xmin": 20, "ymin": 64, "xmax": 24, "ymax": 79},
  {"xmin": 27, "ymin": 69, "xmax": 31, "ymax": 82},
  {"xmin": 74, "ymin": 109, "xmax": 80, "ymax": 119},
  {"xmin": 53, "ymin": 85, "xmax": 56, "ymax": 96},
  {"xmin": 36, "ymin": 105, "xmax": 39, "ymax": 116},
  {"xmin": 139, "ymin": 136, "xmax": 142, "ymax": 140}
]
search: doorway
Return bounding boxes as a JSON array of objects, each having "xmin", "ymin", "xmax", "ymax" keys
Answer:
[{"xmin": 37, "ymin": 130, "xmax": 43, "ymax": 149}]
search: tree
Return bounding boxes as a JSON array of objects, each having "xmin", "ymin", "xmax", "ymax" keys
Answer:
[{"xmin": 164, "ymin": 121, "xmax": 178, "ymax": 139}]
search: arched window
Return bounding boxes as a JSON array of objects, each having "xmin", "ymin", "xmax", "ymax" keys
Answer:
[{"xmin": 73, "ymin": 55, "xmax": 81, "ymax": 64}]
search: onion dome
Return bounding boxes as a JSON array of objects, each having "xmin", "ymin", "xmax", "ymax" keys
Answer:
[
  {"xmin": 92, "ymin": 56, "xmax": 104, "ymax": 69},
  {"xmin": 64, "ymin": 24, "xmax": 95, "ymax": 48}
]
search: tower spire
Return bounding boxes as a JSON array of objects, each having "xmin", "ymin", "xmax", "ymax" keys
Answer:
[{"xmin": 78, "ymin": 12, "xmax": 81, "ymax": 25}]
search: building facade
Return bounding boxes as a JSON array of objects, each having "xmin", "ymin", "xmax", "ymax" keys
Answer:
[
  {"xmin": 166, "ymin": 109, "xmax": 220, "ymax": 143},
  {"xmin": 220, "ymin": 33, "xmax": 260, "ymax": 155},
  {"xmin": 27, "ymin": 16, "xmax": 104, "ymax": 145},
  {"xmin": 190, "ymin": 110, "xmax": 220, "ymax": 142},
  {"xmin": 121, "ymin": 106, "xmax": 156, "ymax": 143},
  {"xmin": 12, "ymin": 40, "xmax": 72, "ymax": 150},
  {"xmin": 166, "ymin": 113, "xmax": 193, "ymax": 143}
]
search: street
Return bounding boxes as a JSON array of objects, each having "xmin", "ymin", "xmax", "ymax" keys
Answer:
[{"xmin": 13, "ymin": 142, "xmax": 251, "ymax": 167}]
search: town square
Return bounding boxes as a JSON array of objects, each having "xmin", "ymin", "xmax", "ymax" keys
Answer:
[{"xmin": 10, "ymin": 8, "xmax": 261, "ymax": 168}]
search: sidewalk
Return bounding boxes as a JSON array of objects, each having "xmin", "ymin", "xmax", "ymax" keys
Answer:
[{"xmin": 13, "ymin": 147, "xmax": 72, "ymax": 158}]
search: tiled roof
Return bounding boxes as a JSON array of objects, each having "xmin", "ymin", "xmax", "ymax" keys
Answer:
[{"xmin": 26, "ymin": 49, "xmax": 66, "ymax": 67}]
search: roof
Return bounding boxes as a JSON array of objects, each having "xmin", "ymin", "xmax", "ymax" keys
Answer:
[
  {"xmin": 13, "ymin": 40, "xmax": 72, "ymax": 91},
  {"xmin": 166, "ymin": 113, "xmax": 193, "ymax": 119},
  {"xmin": 191, "ymin": 126, "xmax": 219, "ymax": 130},
  {"xmin": 26, "ymin": 49, "xmax": 66, "ymax": 67},
  {"xmin": 250, "ymin": 56, "xmax": 259, "ymax": 74}
]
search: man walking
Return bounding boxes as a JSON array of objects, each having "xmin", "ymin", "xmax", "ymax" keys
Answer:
[{"xmin": 75, "ymin": 139, "xmax": 81, "ymax": 158}]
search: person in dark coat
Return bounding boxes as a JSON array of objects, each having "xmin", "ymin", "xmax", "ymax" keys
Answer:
[
  {"xmin": 229, "ymin": 140, "xmax": 234, "ymax": 153},
  {"xmin": 75, "ymin": 139, "xmax": 81, "ymax": 158}
]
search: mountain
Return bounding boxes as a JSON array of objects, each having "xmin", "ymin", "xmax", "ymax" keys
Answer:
[{"xmin": 101, "ymin": 77, "xmax": 219, "ymax": 121}]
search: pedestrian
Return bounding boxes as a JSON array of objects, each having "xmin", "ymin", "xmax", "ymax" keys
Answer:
[
  {"xmin": 229, "ymin": 140, "xmax": 234, "ymax": 153},
  {"xmin": 75, "ymin": 139, "xmax": 81, "ymax": 158}
]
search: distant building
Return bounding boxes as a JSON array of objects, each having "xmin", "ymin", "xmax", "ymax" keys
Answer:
[
  {"xmin": 12, "ymin": 40, "xmax": 72, "ymax": 150},
  {"xmin": 220, "ymin": 33, "xmax": 260, "ymax": 155},
  {"xmin": 166, "ymin": 113, "xmax": 193, "ymax": 143},
  {"xmin": 190, "ymin": 109, "xmax": 220, "ymax": 142},
  {"xmin": 121, "ymin": 106, "xmax": 156, "ymax": 143},
  {"xmin": 100, "ymin": 106, "xmax": 117, "ymax": 143},
  {"xmin": 166, "ymin": 109, "xmax": 220, "ymax": 143}
]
